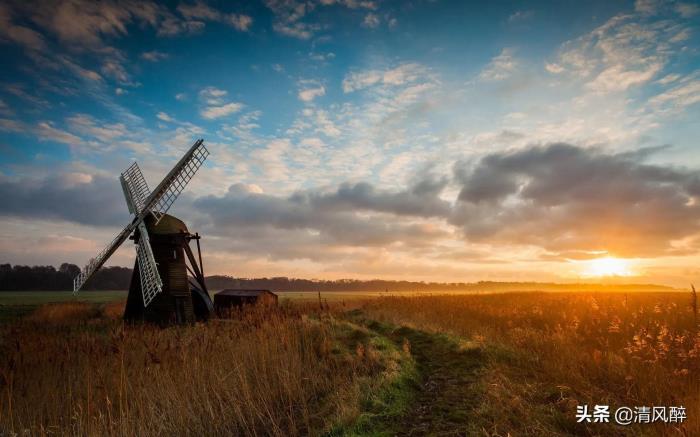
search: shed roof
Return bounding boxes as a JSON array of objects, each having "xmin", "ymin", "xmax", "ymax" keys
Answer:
[{"xmin": 216, "ymin": 289, "xmax": 276, "ymax": 297}]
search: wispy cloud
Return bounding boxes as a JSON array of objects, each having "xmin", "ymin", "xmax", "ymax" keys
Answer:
[
  {"xmin": 156, "ymin": 111, "xmax": 174, "ymax": 122},
  {"xmin": 199, "ymin": 87, "xmax": 244, "ymax": 119},
  {"xmin": 362, "ymin": 13, "xmax": 380, "ymax": 28},
  {"xmin": 297, "ymin": 82, "xmax": 325, "ymax": 102},
  {"xmin": 177, "ymin": 2, "xmax": 252, "ymax": 31},
  {"xmin": 141, "ymin": 50, "xmax": 169, "ymax": 62},
  {"xmin": 343, "ymin": 63, "xmax": 431, "ymax": 92},
  {"xmin": 478, "ymin": 48, "xmax": 517, "ymax": 81}
]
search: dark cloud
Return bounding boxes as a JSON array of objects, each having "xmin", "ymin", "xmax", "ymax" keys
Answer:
[
  {"xmin": 451, "ymin": 143, "xmax": 700, "ymax": 257},
  {"xmin": 0, "ymin": 173, "xmax": 129, "ymax": 226},
  {"xmin": 193, "ymin": 179, "xmax": 449, "ymax": 250},
  {"xmin": 306, "ymin": 175, "xmax": 450, "ymax": 218}
]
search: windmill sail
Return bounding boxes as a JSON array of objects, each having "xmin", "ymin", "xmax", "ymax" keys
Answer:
[
  {"xmin": 135, "ymin": 222, "xmax": 163, "ymax": 306},
  {"xmin": 120, "ymin": 162, "xmax": 151, "ymax": 214},
  {"xmin": 73, "ymin": 222, "xmax": 136, "ymax": 292},
  {"xmin": 144, "ymin": 139, "xmax": 209, "ymax": 224}
]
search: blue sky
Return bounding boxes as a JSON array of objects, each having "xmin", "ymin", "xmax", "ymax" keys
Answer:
[{"xmin": 1, "ymin": 0, "xmax": 700, "ymax": 285}]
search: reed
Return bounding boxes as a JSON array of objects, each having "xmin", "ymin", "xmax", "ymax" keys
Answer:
[
  {"xmin": 360, "ymin": 292, "xmax": 699, "ymax": 435},
  {"xmin": 0, "ymin": 302, "xmax": 387, "ymax": 436}
]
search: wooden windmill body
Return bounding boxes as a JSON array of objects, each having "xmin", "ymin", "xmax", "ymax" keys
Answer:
[{"xmin": 124, "ymin": 214, "xmax": 212, "ymax": 324}]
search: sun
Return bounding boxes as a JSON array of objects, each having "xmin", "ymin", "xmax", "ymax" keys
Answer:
[{"xmin": 581, "ymin": 257, "xmax": 634, "ymax": 277}]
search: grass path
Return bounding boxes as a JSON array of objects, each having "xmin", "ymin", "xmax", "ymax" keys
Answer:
[
  {"xmin": 389, "ymin": 326, "xmax": 484, "ymax": 436},
  {"xmin": 345, "ymin": 311, "xmax": 486, "ymax": 436}
]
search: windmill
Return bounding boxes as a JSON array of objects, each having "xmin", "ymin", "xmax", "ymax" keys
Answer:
[{"xmin": 73, "ymin": 139, "xmax": 213, "ymax": 325}]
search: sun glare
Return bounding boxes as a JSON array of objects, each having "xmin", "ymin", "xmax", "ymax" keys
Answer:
[{"xmin": 581, "ymin": 257, "xmax": 634, "ymax": 277}]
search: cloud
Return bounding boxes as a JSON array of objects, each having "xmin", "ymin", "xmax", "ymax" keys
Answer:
[
  {"xmin": 647, "ymin": 76, "xmax": 700, "ymax": 114},
  {"xmin": 587, "ymin": 62, "xmax": 663, "ymax": 93},
  {"xmin": 198, "ymin": 87, "xmax": 244, "ymax": 119},
  {"xmin": 342, "ymin": 63, "xmax": 429, "ymax": 92},
  {"xmin": 141, "ymin": 50, "xmax": 169, "ymax": 62},
  {"xmin": 4, "ymin": 0, "xmax": 247, "ymax": 48},
  {"xmin": 177, "ymin": 2, "xmax": 252, "ymax": 31},
  {"xmin": 309, "ymin": 176, "xmax": 451, "ymax": 218},
  {"xmin": 25, "ymin": 0, "xmax": 166, "ymax": 49},
  {"xmin": 156, "ymin": 111, "xmax": 174, "ymax": 122},
  {"xmin": 273, "ymin": 21, "xmax": 318, "ymax": 39},
  {"xmin": 508, "ymin": 10, "xmax": 533, "ymax": 23},
  {"xmin": 228, "ymin": 14, "xmax": 253, "ymax": 31},
  {"xmin": 0, "ymin": 173, "xmax": 128, "ymax": 226},
  {"xmin": 479, "ymin": 48, "xmax": 517, "ymax": 81},
  {"xmin": 0, "ymin": 118, "xmax": 26, "ymax": 132},
  {"xmin": 0, "ymin": 3, "xmax": 46, "ymax": 51},
  {"xmin": 4, "ymin": 84, "xmax": 50, "ymax": 109},
  {"xmin": 451, "ymin": 143, "xmax": 700, "ymax": 258},
  {"xmin": 319, "ymin": 0, "xmax": 377, "ymax": 8},
  {"xmin": 547, "ymin": 9, "xmax": 688, "ymax": 93},
  {"xmin": 265, "ymin": 0, "xmax": 374, "ymax": 39},
  {"xmin": 101, "ymin": 59, "xmax": 132, "ymax": 84},
  {"xmin": 0, "ymin": 99, "xmax": 11, "ymax": 117},
  {"xmin": 362, "ymin": 13, "xmax": 380, "ymax": 28},
  {"xmin": 199, "ymin": 86, "xmax": 227, "ymax": 103},
  {"xmin": 66, "ymin": 114, "xmax": 127, "ymax": 142},
  {"xmin": 298, "ymin": 85, "xmax": 325, "ymax": 102},
  {"xmin": 36, "ymin": 121, "xmax": 83, "ymax": 145},
  {"xmin": 157, "ymin": 17, "xmax": 205, "ymax": 36},
  {"xmin": 545, "ymin": 63, "xmax": 564, "ymax": 74},
  {"xmin": 193, "ymin": 176, "xmax": 449, "ymax": 249},
  {"xmin": 264, "ymin": 0, "xmax": 317, "ymax": 39},
  {"xmin": 201, "ymin": 102, "xmax": 243, "ymax": 119},
  {"xmin": 676, "ymin": 2, "xmax": 699, "ymax": 17},
  {"xmin": 634, "ymin": 0, "xmax": 659, "ymax": 15}
]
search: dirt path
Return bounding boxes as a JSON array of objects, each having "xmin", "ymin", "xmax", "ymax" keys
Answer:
[{"xmin": 356, "ymin": 315, "xmax": 486, "ymax": 436}]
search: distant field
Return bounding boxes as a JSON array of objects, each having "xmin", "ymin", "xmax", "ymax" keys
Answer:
[
  {"xmin": 0, "ymin": 289, "xmax": 482, "ymax": 306},
  {"xmin": 0, "ymin": 289, "xmax": 484, "ymax": 323},
  {"xmin": 0, "ymin": 290, "xmax": 128, "ymax": 305},
  {"xmin": 0, "ymin": 291, "xmax": 128, "ymax": 322},
  {"xmin": 0, "ymin": 288, "xmax": 682, "ymax": 316}
]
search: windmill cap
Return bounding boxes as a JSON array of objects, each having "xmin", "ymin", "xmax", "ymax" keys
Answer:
[{"xmin": 144, "ymin": 213, "xmax": 189, "ymax": 234}]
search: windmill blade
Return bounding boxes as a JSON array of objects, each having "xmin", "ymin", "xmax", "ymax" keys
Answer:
[
  {"xmin": 120, "ymin": 162, "xmax": 151, "ymax": 215},
  {"xmin": 143, "ymin": 139, "xmax": 209, "ymax": 224},
  {"xmin": 73, "ymin": 222, "xmax": 136, "ymax": 293},
  {"xmin": 135, "ymin": 222, "xmax": 163, "ymax": 307}
]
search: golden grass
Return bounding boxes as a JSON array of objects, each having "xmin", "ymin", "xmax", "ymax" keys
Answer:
[
  {"xmin": 0, "ymin": 302, "xmax": 394, "ymax": 436},
  {"xmin": 3, "ymin": 292, "xmax": 698, "ymax": 436},
  {"xmin": 360, "ymin": 292, "xmax": 700, "ymax": 435},
  {"xmin": 25, "ymin": 302, "xmax": 102, "ymax": 325}
]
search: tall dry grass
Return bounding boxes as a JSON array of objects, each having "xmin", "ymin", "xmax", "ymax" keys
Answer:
[
  {"xmin": 361, "ymin": 292, "xmax": 700, "ymax": 435},
  {"xmin": 0, "ymin": 302, "xmax": 385, "ymax": 436}
]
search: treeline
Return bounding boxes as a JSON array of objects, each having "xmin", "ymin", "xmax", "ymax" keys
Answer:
[
  {"xmin": 0, "ymin": 264, "xmax": 131, "ymax": 291},
  {"xmin": 0, "ymin": 263, "xmax": 675, "ymax": 292},
  {"xmin": 205, "ymin": 276, "xmax": 674, "ymax": 292}
]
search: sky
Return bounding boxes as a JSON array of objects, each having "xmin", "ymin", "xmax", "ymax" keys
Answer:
[{"xmin": 0, "ymin": 0, "xmax": 699, "ymax": 286}]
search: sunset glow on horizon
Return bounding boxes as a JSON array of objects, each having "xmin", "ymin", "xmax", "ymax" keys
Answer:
[
  {"xmin": 0, "ymin": 0, "xmax": 699, "ymax": 287},
  {"xmin": 579, "ymin": 257, "xmax": 635, "ymax": 279}
]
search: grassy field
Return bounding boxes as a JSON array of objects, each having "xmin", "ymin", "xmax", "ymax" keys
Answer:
[
  {"xmin": 0, "ymin": 290, "xmax": 127, "ymax": 305},
  {"xmin": 0, "ymin": 291, "xmax": 697, "ymax": 435}
]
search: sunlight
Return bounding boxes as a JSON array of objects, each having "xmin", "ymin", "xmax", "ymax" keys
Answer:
[{"xmin": 581, "ymin": 257, "xmax": 634, "ymax": 277}]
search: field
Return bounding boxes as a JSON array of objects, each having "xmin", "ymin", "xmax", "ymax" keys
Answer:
[{"xmin": 0, "ymin": 291, "xmax": 698, "ymax": 436}]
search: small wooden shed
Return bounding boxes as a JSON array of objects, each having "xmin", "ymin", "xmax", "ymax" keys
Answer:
[{"xmin": 214, "ymin": 289, "xmax": 278, "ymax": 313}]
